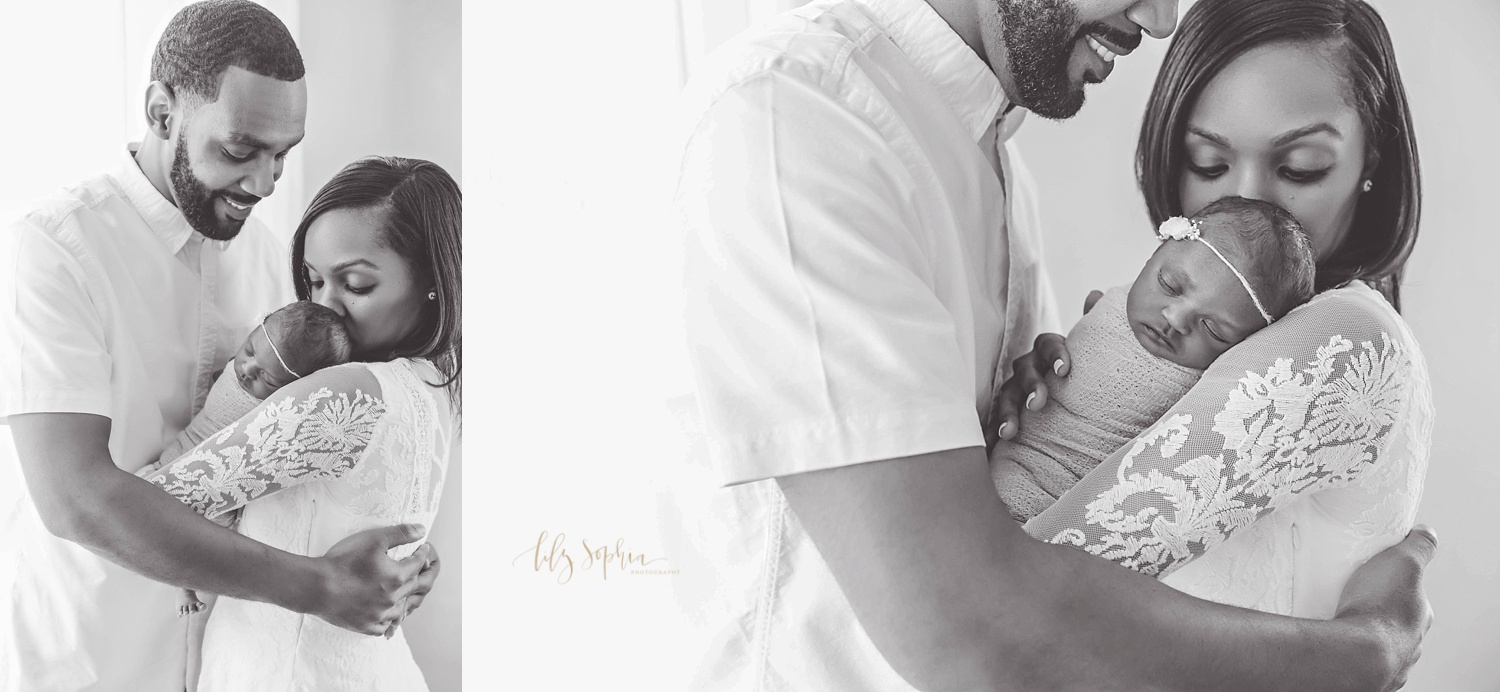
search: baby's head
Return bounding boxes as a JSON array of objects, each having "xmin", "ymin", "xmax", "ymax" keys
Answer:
[
  {"xmin": 1126, "ymin": 196, "xmax": 1315, "ymax": 369},
  {"xmin": 233, "ymin": 301, "xmax": 353, "ymax": 399}
]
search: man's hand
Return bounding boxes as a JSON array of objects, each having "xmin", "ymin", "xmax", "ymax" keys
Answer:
[
  {"xmin": 313, "ymin": 524, "xmax": 435, "ymax": 636},
  {"xmin": 383, "ymin": 543, "xmax": 442, "ymax": 638},
  {"xmin": 1334, "ymin": 525, "xmax": 1439, "ymax": 691}
]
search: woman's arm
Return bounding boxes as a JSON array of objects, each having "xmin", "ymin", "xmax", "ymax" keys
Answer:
[
  {"xmin": 140, "ymin": 363, "xmax": 385, "ymax": 520},
  {"xmin": 1024, "ymin": 286, "xmax": 1428, "ymax": 578}
]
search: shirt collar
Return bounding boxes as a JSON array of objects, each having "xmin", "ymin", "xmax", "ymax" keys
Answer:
[
  {"xmin": 855, "ymin": 0, "xmax": 1028, "ymax": 144},
  {"xmin": 114, "ymin": 144, "xmax": 200, "ymax": 255}
]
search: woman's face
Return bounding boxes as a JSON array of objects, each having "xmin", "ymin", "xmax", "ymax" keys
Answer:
[
  {"xmin": 302, "ymin": 206, "xmax": 430, "ymax": 358},
  {"xmin": 1178, "ymin": 41, "xmax": 1367, "ymax": 261}
]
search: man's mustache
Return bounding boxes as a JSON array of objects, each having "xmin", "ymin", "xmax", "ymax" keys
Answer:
[
  {"xmin": 220, "ymin": 191, "xmax": 262, "ymax": 206},
  {"xmin": 1078, "ymin": 22, "xmax": 1142, "ymax": 52}
]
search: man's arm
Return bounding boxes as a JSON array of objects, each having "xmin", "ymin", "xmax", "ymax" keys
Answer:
[
  {"xmin": 12, "ymin": 412, "xmax": 431, "ymax": 635},
  {"xmin": 779, "ymin": 447, "xmax": 1430, "ymax": 692}
]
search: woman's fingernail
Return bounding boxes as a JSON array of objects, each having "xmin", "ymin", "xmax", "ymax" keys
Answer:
[
  {"xmin": 999, "ymin": 422, "xmax": 1011, "ymax": 438},
  {"xmin": 1053, "ymin": 359, "xmax": 1065, "ymax": 375},
  {"xmin": 1026, "ymin": 392, "xmax": 1038, "ymax": 410}
]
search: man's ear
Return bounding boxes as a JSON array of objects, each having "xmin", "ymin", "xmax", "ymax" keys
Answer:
[{"xmin": 143, "ymin": 81, "xmax": 177, "ymax": 141}]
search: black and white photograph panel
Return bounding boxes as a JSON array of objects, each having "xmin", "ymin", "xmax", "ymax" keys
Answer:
[
  {"xmin": 0, "ymin": 1, "xmax": 460, "ymax": 690},
  {"xmin": 488, "ymin": 0, "xmax": 1500, "ymax": 689}
]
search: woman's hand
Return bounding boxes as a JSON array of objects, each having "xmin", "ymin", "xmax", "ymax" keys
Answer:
[{"xmin": 989, "ymin": 290, "xmax": 1101, "ymax": 443}]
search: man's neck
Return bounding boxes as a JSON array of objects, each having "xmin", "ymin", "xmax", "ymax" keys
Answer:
[
  {"xmin": 133, "ymin": 137, "xmax": 178, "ymax": 208},
  {"xmin": 924, "ymin": 0, "xmax": 985, "ymax": 65}
]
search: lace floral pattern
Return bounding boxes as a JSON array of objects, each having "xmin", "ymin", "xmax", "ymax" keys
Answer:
[
  {"xmin": 143, "ymin": 360, "xmax": 453, "ymax": 691},
  {"xmin": 1026, "ymin": 284, "xmax": 1431, "ymax": 607},
  {"xmin": 144, "ymin": 386, "xmax": 386, "ymax": 522}
]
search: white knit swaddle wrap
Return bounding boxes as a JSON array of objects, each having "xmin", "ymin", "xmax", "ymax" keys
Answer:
[
  {"xmin": 151, "ymin": 367, "xmax": 263, "ymax": 469},
  {"xmin": 990, "ymin": 286, "xmax": 1203, "ymax": 523}
]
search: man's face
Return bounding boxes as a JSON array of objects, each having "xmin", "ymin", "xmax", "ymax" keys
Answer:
[
  {"xmin": 168, "ymin": 66, "xmax": 306, "ymax": 241},
  {"xmin": 982, "ymin": 0, "xmax": 1179, "ymax": 119}
]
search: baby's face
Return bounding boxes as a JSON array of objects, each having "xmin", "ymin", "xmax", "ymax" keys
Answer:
[
  {"xmin": 1126, "ymin": 239, "xmax": 1264, "ymax": 370},
  {"xmin": 232, "ymin": 323, "xmax": 297, "ymax": 399}
]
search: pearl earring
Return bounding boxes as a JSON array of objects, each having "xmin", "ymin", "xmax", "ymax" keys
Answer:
[
  {"xmin": 1361, "ymin": 179, "xmax": 1373, "ymax": 192},
  {"xmin": 427, "ymin": 291, "xmax": 437, "ymax": 301}
]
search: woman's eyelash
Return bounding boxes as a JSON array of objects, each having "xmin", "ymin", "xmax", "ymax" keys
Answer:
[
  {"xmin": 1203, "ymin": 320, "xmax": 1228, "ymax": 343},
  {"xmin": 1185, "ymin": 162, "xmax": 1226, "ymax": 178},
  {"xmin": 1280, "ymin": 167, "xmax": 1331, "ymax": 183}
]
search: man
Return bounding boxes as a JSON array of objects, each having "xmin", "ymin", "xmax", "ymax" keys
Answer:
[
  {"xmin": 0, "ymin": 3, "xmax": 436, "ymax": 690},
  {"xmin": 675, "ymin": 0, "xmax": 1435, "ymax": 689}
]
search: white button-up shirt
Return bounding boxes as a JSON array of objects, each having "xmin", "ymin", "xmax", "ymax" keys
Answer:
[
  {"xmin": 673, "ymin": 0, "xmax": 1059, "ymax": 687},
  {"xmin": 0, "ymin": 147, "xmax": 293, "ymax": 691}
]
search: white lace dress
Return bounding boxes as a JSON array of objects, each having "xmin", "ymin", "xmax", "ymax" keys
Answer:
[
  {"xmin": 1023, "ymin": 282, "xmax": 1432, "ymax": 618},
  {"xmin": 142, "ymin": 358, "xmax": 455, "ymax": 691}
]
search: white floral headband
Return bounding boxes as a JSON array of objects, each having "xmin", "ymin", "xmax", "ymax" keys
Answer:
[
  {"xmin": 261, "ymin": 312, "xmax": 301, "ymax": 378},
  {"xmin": 1157, "ymin": 216, "xmax": 1273, "ymax": 326}
]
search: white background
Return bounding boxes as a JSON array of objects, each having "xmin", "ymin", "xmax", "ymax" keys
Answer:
[{"xmin": 483, "ymin": 1, "xmax": 1500, "ymax": 691}]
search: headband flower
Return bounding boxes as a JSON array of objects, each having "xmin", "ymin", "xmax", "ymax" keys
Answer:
[{"xmin": 1156, "ymin": 216, "xmax": 1274, "ymax": 326}]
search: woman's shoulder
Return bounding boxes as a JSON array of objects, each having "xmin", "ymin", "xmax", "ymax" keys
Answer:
[
  {"xmin": 1279, "ymin": 281, "xmax": 1416, "ymax": 344},
  {"xmin": 279, "ymin": 361, "xmax": 384, "ymax": 401}
]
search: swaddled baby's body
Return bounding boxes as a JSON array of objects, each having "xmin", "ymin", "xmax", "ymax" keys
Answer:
[{"xmin": 990, "ymin": 286, "xmax": 1201, "ymax": 522}]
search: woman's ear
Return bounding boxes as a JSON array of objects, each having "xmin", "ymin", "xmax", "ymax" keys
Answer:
[{"xmin": 1360, "ymin": 144, "xmax": 1382, "ymax": 183}]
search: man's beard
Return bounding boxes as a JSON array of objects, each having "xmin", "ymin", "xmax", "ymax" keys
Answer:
[
  {"xmin": 994, "ymin": 0, "xmax": 1086, "ymax": 120},
  {"xmin": 169, "ymin": 122, "xmax": 248, "ymax": 242}
]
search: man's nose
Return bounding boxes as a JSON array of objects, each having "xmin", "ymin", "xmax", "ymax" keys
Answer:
[
  {"xmin": 241, "ymin": 157, "xmax": 276, "ymax": 198},
  {"xmin": 1128, "ymin": 0, "xmax": 1179, "ymax": 39}
]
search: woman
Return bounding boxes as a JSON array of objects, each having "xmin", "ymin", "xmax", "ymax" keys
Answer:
[
  {"xmin": 144, "ymin": 156, "xmax": 462, "ymax": 690},
  {"xmin": 996, "ymin": 0, "xmax": 1431, "ymax": 618}
]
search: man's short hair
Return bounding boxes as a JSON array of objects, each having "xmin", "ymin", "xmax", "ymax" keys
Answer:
[{"xmin": 151, "ymin": 0, "xmax": 304, "ymax": 103}]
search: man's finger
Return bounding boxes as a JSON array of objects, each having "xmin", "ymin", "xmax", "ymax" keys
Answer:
[
  {"xmin": 366, "ymin": 523, "xmax": 428, "ymax": 551},
  {"xmin": 1402, "ymin": 524, "xmax": 1438, "ymax": 566},
  {"xmin": 404, "ymin": 590, "xmax": 426, "ymax": 616},
  {"xmin": 394, "ymin": 544, "xmax": 435, "ymax": 582}
]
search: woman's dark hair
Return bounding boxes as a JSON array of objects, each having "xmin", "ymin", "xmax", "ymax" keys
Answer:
[
  {"xmin": 1137, "ymin": 0, "xmax": 1420, "ymax": 310},
  {"xmin": 291, "ymin": 156, "xmax": 461, "ymax": 408}
]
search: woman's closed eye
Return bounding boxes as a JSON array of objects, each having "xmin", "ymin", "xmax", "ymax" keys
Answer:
[
  {"xmin": 1279, "ymin": 166, "xmax": 1330, "ymax": 184},
  {"xmin": 1185, "ymin": 161, "xmax": 1227, "ymax": 179},
  {"xmin": 307, "ymin": 277, "xmax": 372, "ymax": 295}
]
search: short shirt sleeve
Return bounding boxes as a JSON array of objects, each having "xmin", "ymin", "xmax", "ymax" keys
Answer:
[
  {"xmin": 678, "ymin": 71, "xmax": 981, "ymax": 486},
  {"xmin": 0, "ymin": 218, "xmax": 112, "ymax": 421}
]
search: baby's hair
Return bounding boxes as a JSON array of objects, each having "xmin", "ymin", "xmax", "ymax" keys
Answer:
[
  {"xmin": 1193, "ymin": 196, "xmax": 1316, "ymax": 320},
  {"xmin": 264, "ymin": 301, "xmax": 353, "ymax": 376}
]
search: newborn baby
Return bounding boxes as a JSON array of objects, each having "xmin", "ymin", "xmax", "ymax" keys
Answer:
[
  {"xmin": 991, "ymin": 196, "xmax": 1316, "ymax": 523},
  {"xmin": 138, "ymin": 300, "xmax": 352, "ymax": 614}
]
